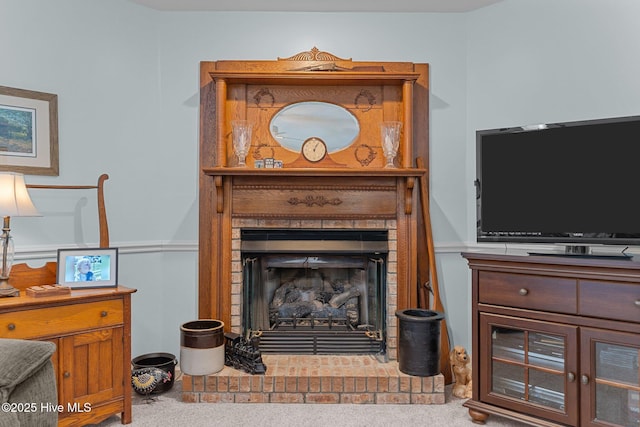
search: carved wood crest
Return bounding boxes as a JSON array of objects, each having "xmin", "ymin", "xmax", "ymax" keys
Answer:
[{"xmin": 278, "ymin": 47, "xmax": 351, "ymax": 62}]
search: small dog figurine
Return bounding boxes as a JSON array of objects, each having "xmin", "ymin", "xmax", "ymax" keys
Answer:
[{"xmin": 450, "ymin": 345, "xmax": 473, "ymax": 399}]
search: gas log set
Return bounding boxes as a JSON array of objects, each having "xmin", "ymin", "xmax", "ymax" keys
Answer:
[
  {"xmin": 241, "ymin": 230, "xmax": 388, "ymax": 355},
  {"xmin": 270, "ymin": 271, "xmax": 362, "ymax": 329}
]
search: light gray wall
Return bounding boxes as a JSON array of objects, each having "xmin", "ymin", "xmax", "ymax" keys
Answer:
[
  {"xmin": 2, "ymin": 0, "xmax": 639, "ymax": 360},
  {"xmin": 454, "ymin": 0, "xmax": 640, "ymax": 347},
  {"xmin": 153, "ymin": 10, "xmax": 469, "ymax": 357},
  {"xmin": 1, "ymin": 0, "xmax": 196, "ymax": 359}
]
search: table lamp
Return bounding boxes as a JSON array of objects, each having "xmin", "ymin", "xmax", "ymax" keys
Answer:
[{"xmin": 0, "ymin": 172, "xmax": 41, "ymax": 297}]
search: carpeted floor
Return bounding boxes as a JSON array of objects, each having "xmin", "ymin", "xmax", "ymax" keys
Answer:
[{"xmin": 90, "ymin": 379, "xmax": 528, "ymax": 427}]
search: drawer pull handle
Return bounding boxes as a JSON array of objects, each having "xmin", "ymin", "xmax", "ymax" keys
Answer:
[
  {"xmin": 7, "ymin": 323, "xmax": 15, "ymax": 331},
  {"xmin": 581, "ymin": 375, "xmax": 589, "ymax": 385},
  {"xmin": 567, "ymin": 372, "xmax": 576, "ymax": 382},
  {"xmin": 518, "ymin": 288, "xmax": 528, "ymax": 296},
  {"xmin": 64, "ymin": 371, "xmax": 71, "ymax": 378},
  {"xmin": 635, "ymin": 300, "xmax": 640, "ymax": 307},
  {"xmin": 101, "ymin": 311, "xmax": 108, "ymax": 317}
]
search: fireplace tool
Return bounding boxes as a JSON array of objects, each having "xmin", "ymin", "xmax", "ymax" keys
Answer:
[{"xmin": 416, "ymin": 156, "xmax": 452, "ymax": 384}]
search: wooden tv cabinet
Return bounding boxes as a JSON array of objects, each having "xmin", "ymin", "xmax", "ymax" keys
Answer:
[
  {"xmin": 0, "ymin": 286, "xmax": 136, "ymax": 426},
  {"xmin": 462, "ymin": 252, "xmax": 640, "ymax": 426}
]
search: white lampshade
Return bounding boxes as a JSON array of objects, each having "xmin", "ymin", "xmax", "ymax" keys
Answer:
[{"xmin": 0, "ymin": 172, "xmax": 41, "ymax": 217}]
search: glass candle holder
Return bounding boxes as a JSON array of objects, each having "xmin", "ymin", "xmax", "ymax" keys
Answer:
[
  {"xmin": 380, "ymin": 121, "xmax": 402, "ymax": 168},
  {"xmin": 231, "ymin": 120, "xmax": 253, "ymax": 167}
]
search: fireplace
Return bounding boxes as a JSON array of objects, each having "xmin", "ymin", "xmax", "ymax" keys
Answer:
[
  {"xmin": 198, "ymin": 51, "xmax": 431, "ymax": 364},
  {"xmin": 187, "ymin": 52, "xmax": 446, "ymax": 405},
  {"xmin": 241, "ymin": 229, "xmax": 388, "ymax": 355}
]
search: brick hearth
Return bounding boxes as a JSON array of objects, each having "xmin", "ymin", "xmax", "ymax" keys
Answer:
[{"xmin": 181, "ymin": 355, "xmax": 444, "ymax": 404}]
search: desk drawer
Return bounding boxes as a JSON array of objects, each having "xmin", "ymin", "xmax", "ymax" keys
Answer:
[
  {"xmin": 478, "ymin": 271, "xmax": 577, "ymax": 314},
  {"xmin": 579, "ymin": 280, "xmax": 640, "ymax": 322},
  {"xmin": 0, "ymin": 299, "xmax": 123, "ymax": 339}
]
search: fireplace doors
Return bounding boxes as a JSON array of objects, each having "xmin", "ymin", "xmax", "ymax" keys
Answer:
[{"xmin": 241, "ymin": 229, "xmax": 387, "ymax": 355}]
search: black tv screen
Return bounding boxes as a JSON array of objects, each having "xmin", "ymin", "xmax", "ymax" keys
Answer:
[{"xmin": 476, "ymin": 115, "xmax": 640, "ymax": 248}]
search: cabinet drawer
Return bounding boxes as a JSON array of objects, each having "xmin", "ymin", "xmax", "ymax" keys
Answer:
[
  {"xmin": 478, "ymin": 271, "xmax": 577, "ymax": 314},
  {"xmin": 0, "ymin": 299, "xmax": 123, "ymax": 339},
  {"xmin": 579, "ymin": 280, "xmax": 640, "ymax": 322}
]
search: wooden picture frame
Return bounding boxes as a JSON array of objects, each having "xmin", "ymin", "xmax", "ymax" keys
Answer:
[
  {"xmin": 57, "ymin": 248, "xmax": 118, "ymax": 289},
  {"xmin": 0, "ymin": 85, "xmax": 59, "ymax": 176}
]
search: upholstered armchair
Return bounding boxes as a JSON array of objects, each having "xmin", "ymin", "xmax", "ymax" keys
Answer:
[{"xmin": 0, "ymin": 339, "xmax": 57, "ymax": 427}]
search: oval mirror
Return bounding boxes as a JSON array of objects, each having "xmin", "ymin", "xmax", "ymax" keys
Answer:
[{"xmin": 270, "ymin": 101, "xmax": 359, "ymax": 153}]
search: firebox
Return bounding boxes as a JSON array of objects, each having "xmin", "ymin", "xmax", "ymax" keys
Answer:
[{"xmin": 241, "ymin": 229, "xmax": 388, "ymax": 355}]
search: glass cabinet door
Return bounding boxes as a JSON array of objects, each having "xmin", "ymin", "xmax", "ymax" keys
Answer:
[
  {"xmin": 581, "ymin": 328, "xmax": 640, "ymax": 427},
  {"xmin": 480, "ymin": 313, "xmax": 579, "ymax": 425}
]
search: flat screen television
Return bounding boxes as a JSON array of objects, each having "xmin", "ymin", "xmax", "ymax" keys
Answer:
[{"xmin": 476, "ymin": 115, "xmax": 640, "ymax": 256}]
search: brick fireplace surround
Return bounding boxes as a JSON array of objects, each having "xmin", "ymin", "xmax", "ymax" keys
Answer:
[
  {"xmin": 182, "ymin": 355, "xmax": 445, "ymax": 404},
  {"xmin": 184, "ymin": 218, "xmax": 445, "ymax": 404},
  {"xmin": 190, "ymin": 51, "xmax": 443, "ymax": 405}
]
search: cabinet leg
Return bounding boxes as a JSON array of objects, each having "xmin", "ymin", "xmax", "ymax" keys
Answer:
[
  {"xmin": 121, "ymin": 408, "xmax": 132, "ymax": 424},
  {"xmin": 468, "ymin": 408, "xmax": 489, "ymax": 425}
]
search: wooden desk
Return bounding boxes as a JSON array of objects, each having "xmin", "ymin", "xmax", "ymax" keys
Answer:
[{"xmin": 0, "ymin": 286, "xmax": 136, "ymax": 426}]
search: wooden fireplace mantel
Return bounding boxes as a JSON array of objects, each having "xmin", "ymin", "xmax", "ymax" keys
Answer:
[
  {"xmin": 202, "ymin": 167, "xmax": 426, "ymax": 177},
  {"xmin": 198, "ymin": 49, "xmax": 430, "ymax": 333},
  {"xmin": 203, "ymin": 167, "xmax": 426, "ymax": 215},
  {"xmin": 207, "ymin": 70, "xmax": 421, "ymax": 85}
]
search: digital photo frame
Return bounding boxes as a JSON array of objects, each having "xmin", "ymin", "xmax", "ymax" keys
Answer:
[{"xmin": 56, "ymin": 247, "xmax": 118, "ymax": 289}]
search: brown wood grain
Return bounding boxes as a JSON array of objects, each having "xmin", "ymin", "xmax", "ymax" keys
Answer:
[
  {"xmin": 0, "ymin": 288, "xmax": 135, "ymax": 426},
  {"xmin": 0, "ymin": 299, "xmax": 123, "ymax": 339},
  {"xmin": 9, "ymin": 262, "xmax": 57, "ymax": 290},
  {"xmin": 478, "ymin": 270, "xmax": 577, "ymax": 314},
  {"xmin": 198, "ymin": 52, "xmax": 429, "ymax": 354},
  {"xmin": 462, "ymin": 252, "xmax": 640, "ymax": 426},
  {"xmin": 579, "ymin": 280, "xmax": 640, "ymax": 322},
  {"xmin": 416, "ymin": 156, "xmax": 452, "ymax": 384}
]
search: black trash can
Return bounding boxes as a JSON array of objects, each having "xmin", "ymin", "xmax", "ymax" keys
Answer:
[{"xmin": 395, "ymin": 309, "xmax": 444, "ymax": 377}]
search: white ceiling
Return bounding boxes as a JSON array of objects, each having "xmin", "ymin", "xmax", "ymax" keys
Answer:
[{"xmin": 129, "ymin": 0, "xmax": 503, "ymax": 13}]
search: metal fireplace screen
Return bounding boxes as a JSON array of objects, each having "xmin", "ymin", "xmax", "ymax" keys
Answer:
[{"xmin": 241, "ymin": 229, "xmax": 388, "ymax": 355}]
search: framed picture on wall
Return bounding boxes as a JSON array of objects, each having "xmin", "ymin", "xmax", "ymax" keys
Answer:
[
  {"xmin": 57, "ymin": 248, "xmax": 118, "ymax": 289},
  {"xmin": 0, "ymin": 85, "xmax": 59, "ymax": 176}
]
